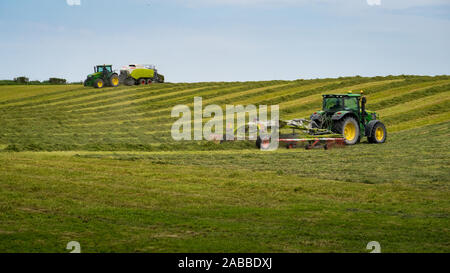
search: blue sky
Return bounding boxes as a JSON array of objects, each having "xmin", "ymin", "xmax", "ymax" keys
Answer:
[{"xmin": 0, "ymin": 0, "xmax": 449, "ymax": 82}]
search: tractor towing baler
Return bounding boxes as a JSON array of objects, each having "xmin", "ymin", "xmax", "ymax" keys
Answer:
[
  {"xmin": 84, "ymin": 65, "xmax": 120, "ymax": 89},
  {"xmin": 119, "ymin": 64, "xmax": 164, "ymax": 86}
]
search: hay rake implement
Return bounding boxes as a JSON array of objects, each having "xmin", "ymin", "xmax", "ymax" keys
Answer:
[{"xmin": 256, "ymin": 118, "xmax": 346, "ymax": 150}]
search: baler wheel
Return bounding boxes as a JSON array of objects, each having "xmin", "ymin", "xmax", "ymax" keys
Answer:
[{"xmin": 125, "ymin": 78, "xmax": 135, "ymax": 86}]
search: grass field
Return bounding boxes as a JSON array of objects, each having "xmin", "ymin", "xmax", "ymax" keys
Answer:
[{"xmin": 0, "ymin": 75, "xmax": 449, "ymax": 252}]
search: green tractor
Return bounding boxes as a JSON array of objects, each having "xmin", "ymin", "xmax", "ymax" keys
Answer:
[
  {"xmin": 84, "ymin": 65, "xmax": 120, "ymax": 89},
  {"xmin": 309, "ymin": 91, "xmax": 387, "ymax": 145}
]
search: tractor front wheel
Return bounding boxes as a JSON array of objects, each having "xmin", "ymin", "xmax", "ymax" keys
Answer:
[
  {"xmin": 368, "ymin": 122, "xmax": 387, "ymax": 144},
  {"xmin": 334, "ymin": 117, "xmax": 360, "ymax": 145},
  {"xmin": 94, "ymin": 79, "xmax": 104, "ymax": 89}
]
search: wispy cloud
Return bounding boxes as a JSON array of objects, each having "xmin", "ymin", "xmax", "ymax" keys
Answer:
[
  {"xmin": 367, "ymin": 0, "xmax": 381, "ymax": 6},
  {"xmin": 66, "ymin": 0, "xmax": 81, "ymax": 6}
]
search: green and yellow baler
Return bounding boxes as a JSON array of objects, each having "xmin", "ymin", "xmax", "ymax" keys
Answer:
[{"xmin": 119, "ymin": 64, "xmax": 165, "ymax": 86}]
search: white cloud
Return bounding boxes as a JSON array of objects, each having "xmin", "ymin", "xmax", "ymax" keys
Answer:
[
  {"xmin": 367, "ymin": 0, "xmax": 381, "ymax": 6},
  {"xmin": 66, "ymin": 0, "xmax": 81, "ymax": 6}
]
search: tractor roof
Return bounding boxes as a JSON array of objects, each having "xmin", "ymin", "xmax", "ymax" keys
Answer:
[
  {"xmin": 96, "ymin": 64, "xmax": 112, "ymax": 66},
  {"xmin": 323, "ymin": 93, "xmax": 361, "ymax": 98}
]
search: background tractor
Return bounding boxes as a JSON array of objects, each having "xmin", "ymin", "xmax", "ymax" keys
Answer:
[
  {"xmin": 119, "ymin": 64, "xmax": 164, "ymax": 86},
  {"xmin": 309, "ymin": 92, "xmax": 387, "ymax": 145},
  {"xmin": 84, "ymin": 65, "xmax": 120, "ymax": 89}
]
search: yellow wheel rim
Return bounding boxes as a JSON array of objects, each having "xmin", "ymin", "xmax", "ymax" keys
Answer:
[
  {"xmin": 344, "ymin": 122, "xmax": 356, "ymax": 141},
  {"xmin": 112, "ymin": 78, "xmax": 119, "ymax": 86},
  {"xmin": 97, "ymin": 81, "xmax": 103, "ymax": 88},
  {"xmin": 375, "ymin": 127, "xmax": 384, "ymax": 141}
]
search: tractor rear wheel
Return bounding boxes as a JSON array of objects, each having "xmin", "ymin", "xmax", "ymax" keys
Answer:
[
  {"xmin": 94, "ymin": 78, "xmax": 104, "ymax": 89},
  {"xmin": 368, "ymin": 122, "xmax": 387, "ymax": 144},
  {"xmin": 334, "ymin": 116, "xmax": 360, "ymax": 145},
  {"xmin": 109, "ymin": 74, "xmax": 120, "ymax": 87}
]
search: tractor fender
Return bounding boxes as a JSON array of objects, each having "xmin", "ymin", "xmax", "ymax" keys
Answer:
[
  {"xmin": 365, "ymin": 120, "xmax": 381, "ymax": 137},
  {"xmin": 331, "ymin": 111, "xmax": 355, "ymax": 121}
]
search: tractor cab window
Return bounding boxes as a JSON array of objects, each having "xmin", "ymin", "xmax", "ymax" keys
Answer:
[
  {"xmin": 323, "ymin": 97, "xmax": 343, "ymax": 111},
  {"xmin": 96, "ymin": 66, "xmax": 112, "ymax": 73},
  {"xmin": 344, "ymin": 97, "xmax": 359, "ymax": 111}
]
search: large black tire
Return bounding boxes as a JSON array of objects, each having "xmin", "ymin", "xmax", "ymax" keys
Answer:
[
  {"xmin": 109, "ymin": 74, "xmax": 120, "ymax": 87},
  {"xmin": 94, "ymin": 78, "xmax": 104, "ymax": 89},
  {"xmin": 125, "ymin": 77, "xmax": 135, "ymax": 86},
  {"xmin": 334, "ymin": 116, "xmax": 360, "ymax": 145},
  {"xmin": 368, "ymin": 122, "xmax": 387, "ymax": 144},
  {"xmin": 119, "ymin": 73, "xmax": 127, "ymax": 84}
]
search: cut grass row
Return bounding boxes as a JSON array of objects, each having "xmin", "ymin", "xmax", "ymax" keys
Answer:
[
  {"xmin": 71, "ymin": 81, "xmax": 290, "ymax": 115},
  {"xmin": 1, "ymin": 76, "xmax": 449, "ymax": 152},
  {"xmin": 45, "ymin": 77, "xmax": 446, "ymax": 124},
  {"xmin": 3, "ymin": 81, "xmax": 277, "ymax": 117},
  {"xmin": 51, "ymin": 78, "xmax": 401, "ymax": 127},
  {"xmin": 0, "ymin": 81, "xmax": 232, "ymax": 103},
  {"xmin": 0, "ymin": 76, "xmax": 388, "ymax": 116},
  {"xmin": 0, "ymin": 85, "xmax": 84, "ymax": 103},
  {"xmin": 61, "ymin": 83, "xmax": 450, "ymax": 130},
  {"xmin": 0, "ymin": 77, "xmax": 425, "ymax": 119}
]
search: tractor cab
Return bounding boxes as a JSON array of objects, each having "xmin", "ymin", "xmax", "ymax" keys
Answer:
[
  {"xmin": 322, "ymin": 93, "xmax": 361, "ymax": 114},
  {"xmin": 321, "ymin": 93, "xmax": 374, "ymax": 124},
  {"xmin": 94, "ymin": 65, "xmax": 113, "ymax": 73}
]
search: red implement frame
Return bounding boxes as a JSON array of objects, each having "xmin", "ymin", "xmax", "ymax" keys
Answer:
[{"xmin": 279, "ymin": 138, "xmax": 346, "ymax": 150}]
